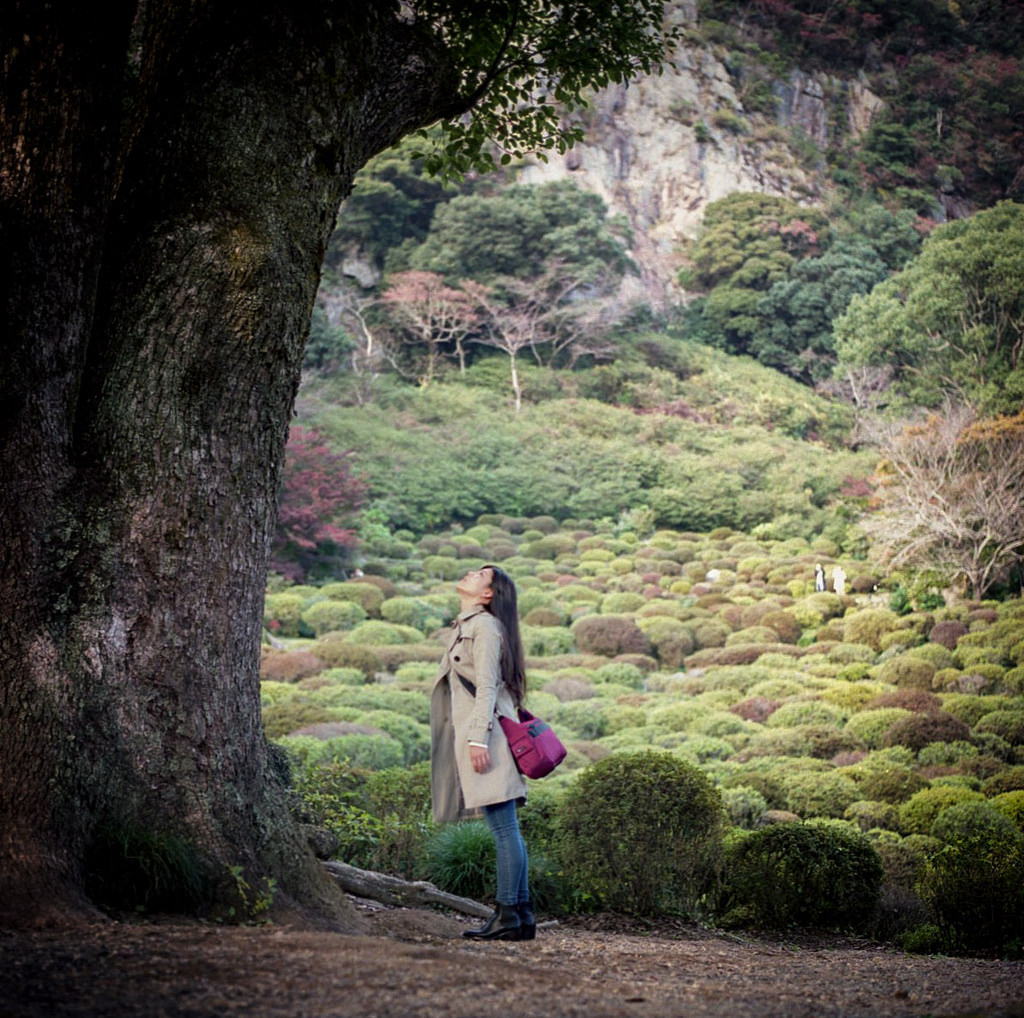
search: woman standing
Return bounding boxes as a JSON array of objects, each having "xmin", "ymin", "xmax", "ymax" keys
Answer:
[{"xmin": 429, "ymin": 564, "xmax": 533, "ymax": 941}]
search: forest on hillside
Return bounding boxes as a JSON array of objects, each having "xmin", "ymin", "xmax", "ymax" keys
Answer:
[{"xmin": 247, "ymin": 0, "xmax": 1024, "ymax": 961}]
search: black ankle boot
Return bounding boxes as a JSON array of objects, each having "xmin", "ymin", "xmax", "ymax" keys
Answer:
[
  {"xmin": 462, "ymin": 904, "xmax": 522, "ymax": 941},
  {"xmin": 517, "ymin": 900, "xmax": 536, "ymax": 940}
]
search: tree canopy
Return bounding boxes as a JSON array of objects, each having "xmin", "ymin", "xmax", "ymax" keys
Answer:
[{"xmin": 833, "ymin": 201, "xmax": 1024, "ymax": 414}]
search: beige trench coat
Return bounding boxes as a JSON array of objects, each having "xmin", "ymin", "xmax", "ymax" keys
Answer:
[{"xmin": 429, "ymin": 607, "xmax": 527, "ymax": 823}]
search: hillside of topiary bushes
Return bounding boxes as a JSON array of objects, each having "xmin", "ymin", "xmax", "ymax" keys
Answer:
[{"xmin": 262, "ymin": 516, "xmax": 1024, "ymax": 957}]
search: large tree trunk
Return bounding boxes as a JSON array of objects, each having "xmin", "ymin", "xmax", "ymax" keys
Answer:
[{"xmin": 0, "ymin": 1, "xmax": 460, "ymax": 927}]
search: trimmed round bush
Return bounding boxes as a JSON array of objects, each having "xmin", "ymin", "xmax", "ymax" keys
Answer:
[
  {"xmin": 260, "ymin": 648, "xmax": 324, "ymax": 683},
  {"xmin": 346, "ymin": 620, "xmax": 423, "ymax": 645},
  {"xmin": 865, "ymin": 688, "xmax": 941, "ymax": 712},
  {"xmin": 600, "ymin": 591, "xmax": 646, "ymax": 613},
  {"xmin": 264, "ymin": 592, "xmax": 308, "ymax": 637},
  {"xmin": 593, "ymin": 661, "xmax": 645, "ymax": 689},
  {"xmin": 929, "ymin": 619, "xmax": 968, "ymax": 650},
  {"xmin": 765, "ymin": 700, "xmax": 846, "ymax": 729},
  {"xmin": 722, "ymin": 786, "xmax": 768, "ymax": 829},
  {"xmin": 320, "ymin": 581, "xmax": 385, "ymax": 616},
  {"xmin": 844, "ymin": 709, "xmax": 912, "ymax": 751},
  {"xmin": 301, "ymin": 599, "xmax": 367, "ymax": 636},
  {"xmin": 898, "ymin": 786, "xmax": 986, "ymax": 835},
  {"xmin": 720, "ymin": 819, "xmax": 883, "ymax": 931},
  {"xmin": 843, "ymin": 609, "xmax": 901, "ymax": 652},
  {"xmin": 856, "ymin": 765, "xmax": 928, "ymax": 805},
  {"xmin": 380, "ymin": 596, "xmax": 448, "ymax": 632},
  {"xmin": 760, "ymin": 610, "xmax": 802, "ymax": 643},
  {"xmin": 521, "ymin": 624, "xmax": 577, "ymax": 656},
  {"xmin": 844, "ymin": 800, "xmax": 900, "ymax": 833},
  {"xmin": 881, "ymin": 712, "xmax": 971, "ymax": 753},
  {"xmin": 311, "ymin": 636, "xmax": 382, "ymax": 679},
  {"xmin": 557, "ymin": 750, "xmax": 723, "ymax": 916},
  {"xmin": 571, "ymin": 615, "xmax": 651, "ymax": 657},
  {"xmin": 876, "ymin": 654, "xmax": 936, "ymax": 691},
  {"xmin": 974, "ymin": 709, "xmax": 1024, "ymax": 746},
  {"xmin": 778, "ymin": 770, "xmax": 861, "ymax": 819},
  {"xmin": 982, "ymin": 765, "xmax": 1024, "ymax": 795}
]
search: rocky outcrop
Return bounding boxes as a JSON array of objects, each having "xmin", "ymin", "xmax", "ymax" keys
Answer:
[{"xmin": 516, "ymin": 19, "xmax": 883, "ymax": 305}]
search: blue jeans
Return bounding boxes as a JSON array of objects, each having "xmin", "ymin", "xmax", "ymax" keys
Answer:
[{"xmin": 483, "ymin": 799, "xmax": 529, "ymax": 906}]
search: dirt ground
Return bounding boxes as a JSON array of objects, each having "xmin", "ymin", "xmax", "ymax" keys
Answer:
[{"xmin": 3, "ymin": 900, "xmax": 1024, "ymax": 1018}]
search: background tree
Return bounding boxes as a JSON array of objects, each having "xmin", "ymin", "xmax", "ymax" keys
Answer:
[
  {"xmin": 0, "ymin": 0, "xmax": 675, "ymax": 926},
  {"xmin": 753, "ymin": 238, "xmax": 888, "ymax": 382},
  {"xmin": 833, "ymin": 201, "xmax": 1024, "ymax": 413},
  {"xmin": 861, "ymin": 406, "xmax": 1024, "ymax": 599},
  {"xmin": 680, "ymin": 192, "xmax": 829, "ymax": 358},
  {"xmin": 409, "ymin": 180, "xmax": 632, "ymax": 282},
  {"xmin": 271, "ymin": 426, "xmax": 366, "ymax": 582},
  {"xmin": 382, "ymin": 270, "xmax": 478, "ymax": 381}
]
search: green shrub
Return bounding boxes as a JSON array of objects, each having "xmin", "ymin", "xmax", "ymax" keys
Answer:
[
  {"xmin": 991, "ymin": 790, "xmax": 1024, "ymax": 832},
  {"xmin": 974, "ymin": 709, "xmax": 1024, "ymax": 746},
  {"xmin": 855, "ymin": 765, "xmax": 928, "ymax": 805},
  {"xmin": 765, "ymin": 700, "xmax": 846, "ymax": 729},
  {"xmin": 356, "ymin": 710, "xmax": 430, "ymax": 765},
  {"xmin": 843, "ymin": 609, "xmax": 901, "ymax": 652},
  {"xmin": 320, "ymin": 581, "xmax": 385, "ymax": 616},
  {"xmin": 380, "ymin": 596, "xmax": 448, "ymax": 632},
  {"xmin": 264, "ymin": 592, "xmax": 310, "ymax": 637},
  {"xmin": 719, "ymin": 819, "xmax": 883, "ymax": 931},
  {"xmin": 722, "ymin": 786, "xmax": 768, "ymax": 829},
  {"xmin": 844, "ymin": 708, "xmax": 912, "ymax": 750},
  {"xmin": 982, "ymin": 766, "xmax": 1024, "ymax": 795},
  {"xmin": 425, "ymin": 822, "xmax": 496, "ymax": 901},
  {"xmin": 593, "ymin": 661, "xmax": 645, "ymax": 689},
  {"xmin": 311, "ymin": 636, "xmax": 382, "ymax": 678},
  {"xmin": 778, "ymin": 769, "xmax": 861, "ymax": 819},
  {"xmin": 557, "ymin": 750, "xmax": 723, "ymax": 916},
  {"xmin": 916, "ymin": 739, "xmax": 978, "ymax": 767},
  {"xmin": 600, "ymin": 591, "xmax": 646, "ymax": 613},
  {"xmin": 554, "ymin": 700, "xmax": 608, "ymax": 740},
  {"xmin": 262, "ymin": 701, "xmax": 346, "ymax": 739},
  {"xmin": 277, "ymin": 732, "xmax": 405, "ymax": 771},
  {"xmin": 921, "ymin": 801, "xmax": 1024, "ymax": 954},
  {"xmin": 898, "ymin": 786, "xmax": 985, "ymax": 835},
  {"xmin": 346, "ymin": 620, "xmax": 423, "ymax": 645},
  {"xmin": 876, "ymin": 654, "xmax": 936, "ymax": 691},
  {"xmin": 844, "ymin": 800, "xmax": 900, "ymax": 833},
  {"xmin": 301, "ymin": 599, "xmax": 368, "ymax": 636},
  {"xmin": 827, "ymin": 642, "xmax": 876, "ymax": 664},
  {"xmin": 293, "ymin": 760, "xmax": 433, "ymax": 877},
  {"xmin": 520, "ymin": 624, "xmax": 577, "ymax": 656}
]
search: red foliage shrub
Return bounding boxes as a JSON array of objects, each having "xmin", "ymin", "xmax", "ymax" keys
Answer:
[
  {"xmin": 929, "ymin": 619, "xmax": 968, "ymax": 650},
  {"xmin": 881, "ymin": 711, "xmax": 972, "ymax": 752},
  {"xmin": 730, "ymin": 696, "xmax": 780, "ymax": 724},
  {"xmin": 571, "ymin": 615, "xmax": 651, "ymax": 657},
  {"xmin": 259, "ymin": 648, "xmax": 324, "ymax": 683},
  {"xmin": 865, "ymin": 689, "xmax": 943, "ymax": 713}
]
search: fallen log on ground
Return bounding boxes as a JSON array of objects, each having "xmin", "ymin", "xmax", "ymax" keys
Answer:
[{"xmin": 323, "ymin": 860, "xmax": 492, "ymax": 918}]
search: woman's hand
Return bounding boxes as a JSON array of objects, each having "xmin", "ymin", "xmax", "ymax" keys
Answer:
[{"xmin": 469, "ymin": 744, "xmax": 491, "ymax": 773}]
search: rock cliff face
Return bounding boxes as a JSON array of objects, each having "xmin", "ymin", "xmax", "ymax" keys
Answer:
[{"xmin": 516, "ymin": 9, "xmax": 883, "ymax": 305}]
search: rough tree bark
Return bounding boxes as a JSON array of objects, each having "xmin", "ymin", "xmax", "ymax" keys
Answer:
[{"xmin": 0, "ymin": 1, "xmax": 461, "ymax": 927}]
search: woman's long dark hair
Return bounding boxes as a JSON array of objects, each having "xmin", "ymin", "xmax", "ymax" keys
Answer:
[{"xmin": 484, "ymin": 564, "xmax": 527, "ymax": 707}]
